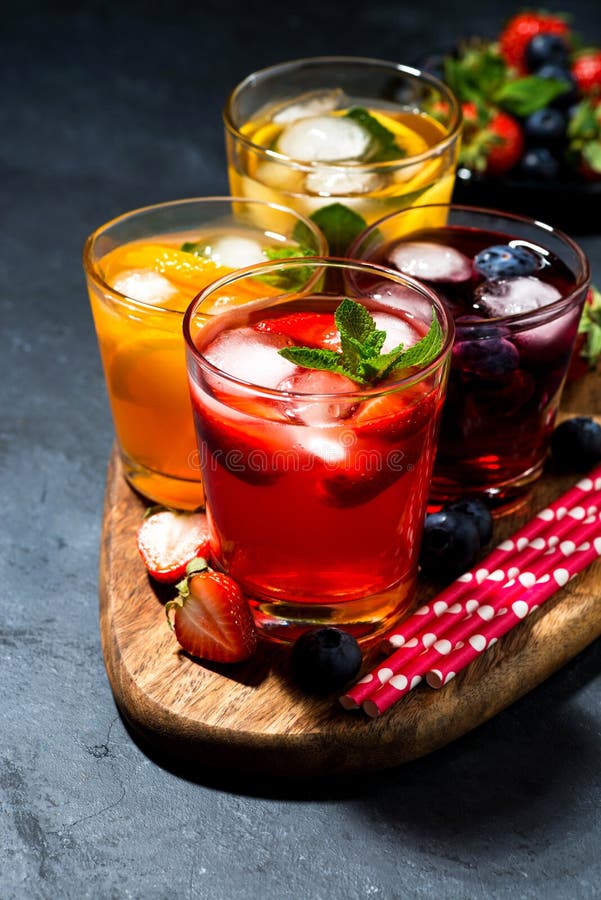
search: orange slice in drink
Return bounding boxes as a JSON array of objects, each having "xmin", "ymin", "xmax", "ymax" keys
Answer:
[
  {"xmin": 100, "ymin": 243, "xmax": 232, "ymax": 291},
  {"xmin": 108, "ymin": 332, "xmax": 186, "ymax": 405}
]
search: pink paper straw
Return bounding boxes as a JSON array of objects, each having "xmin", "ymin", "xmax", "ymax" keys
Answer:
[
  {"xmin": 382, "ymin": 466, "xmax": 601, "ymax": 654},
  {"xmin": 427, "ymin": 529, "xmax": 601, "ymax": 689},
  {"xmin": 342, "ymin": 482, "xmax": 601, "ymax": 710},
  {"xmin": 362, "ymin": 514, "xmax": 601, "ymax": 717}
]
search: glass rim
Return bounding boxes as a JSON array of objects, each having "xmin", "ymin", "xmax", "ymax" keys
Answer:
[
  {"xmin": 183, "ymin": 255, "xmax": 455, "ymax": 399},
  {"xmin": 82, "ymin": 195, "xmax": 328, "ymax": 317},
  {"xmin": 222, "ymin": 55, "xmax": 463, "ymax": 172},
  {"xmin": 348, "ymin": 202, "xmax": 591, "ymax": 326}
]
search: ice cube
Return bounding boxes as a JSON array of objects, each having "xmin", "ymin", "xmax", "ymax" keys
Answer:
[
  {"xmin": 475, "ymin": 276, "xmax": 562, "ymax": 318},
  {"xmin": 112, "ymin": 269, "xmax": 178, "ymax": 305},
  {"xmin": 277, "ymin": 370, "xmax": 357, "ymax": 426},
  {"xmin": 272, "ymin": 89, "xmax": 344, "ymax": 124},
  {"xmin": 277, "ymin": 115, "xmax": 371, "ymax": 162},
  {"xmin": 305, "ymin": 167, "xmax": 384, "ymax": 196},
  {"xmin": 208, "ymin": 236, "xmax": 265, "ymax": 269},
  {"xmin": 372, "ymin": 312, "xmax": 420, "ymax": 353},
  {"xmin": 388, "ymin": 241, "xmax": 473, "ymax": 283},
  {"xmin": 368, "ymin": 282, "xmax": 435, "ymax": 321},
  {"xmin": 513, "ymin": 304, "xmax": 580, "ymax": 364},
  {"xmin": 204, "ymin": 327, "xmax": 297, "ymax": 389}
]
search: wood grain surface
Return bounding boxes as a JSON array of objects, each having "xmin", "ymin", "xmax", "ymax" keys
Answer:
[{"xmin": 99, "ymin": 371, "xmax": 601, "ymax": 777}]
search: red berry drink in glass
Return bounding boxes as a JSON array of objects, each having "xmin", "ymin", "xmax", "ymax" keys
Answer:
[
  {"xmin": 350, "ymin": 206, "xmax": 590, "ymax": 508},
  {"xmin": 184, "ymin": 259, "xmax": 453, "ymax": 643}
]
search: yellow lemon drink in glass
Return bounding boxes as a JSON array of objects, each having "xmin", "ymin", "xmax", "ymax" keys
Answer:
[
  {"xmin": 224, "ymin": 57, "xmax": 462, "ymax": 253},
  {"xmin": 83, "ymin": 197, "xmax": 326, "ymax": 509}
]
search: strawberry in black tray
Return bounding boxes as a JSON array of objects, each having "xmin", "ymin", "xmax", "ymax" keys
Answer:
[{"xmin": 429, "ymin": 10, "xmax": 601, "ymax": 230}]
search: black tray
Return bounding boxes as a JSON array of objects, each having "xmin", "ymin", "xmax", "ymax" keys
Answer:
[{"xmin": 452, "ymin": 171, "xmax": 601, "ymax": 236}]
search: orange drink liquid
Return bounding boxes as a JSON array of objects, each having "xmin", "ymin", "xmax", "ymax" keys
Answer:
[{"xmin": 83, "ymin": 198, "xmax": 326, "ymax": 509}]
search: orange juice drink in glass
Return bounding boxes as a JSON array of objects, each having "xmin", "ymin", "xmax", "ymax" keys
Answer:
[
  {"xmin": 224, "ymin": 57, "xmax": 462, "ymax": 253},
  {"xmin": 83, "ymin": 198, "xmax": 326, "ymax": 509},
  {"xmin": 184, "ymin": 258, "xmax": 454, "ymax": 643}
]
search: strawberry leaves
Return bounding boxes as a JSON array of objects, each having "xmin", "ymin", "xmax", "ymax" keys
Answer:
[
  {"xmin": 568, "ymin": 98, "xmax": 601, "ymax": 176},
  {"xmin": 278, "ymin": 298, "xmax": 442, "ymax": 386},
  {"xmin": 494, "ymin": 75, "xmax": 570, "ymax": 116},
  {"xmin": 443, "ymin": 41, "xmax": 570, "ymax": 115}
]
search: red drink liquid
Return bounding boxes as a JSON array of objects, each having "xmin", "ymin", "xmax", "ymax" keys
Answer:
[
  {"xmin": 186, "ymin": 290, "xmax": 452, "ymax": 643},
  {"xmin": 367, "ymin": 223, "xmax": 588, "ymax": 507}
]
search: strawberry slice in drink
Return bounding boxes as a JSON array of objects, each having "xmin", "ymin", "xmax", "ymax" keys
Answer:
[
  {"xmin": 352, "ymin": 384, "xmax": 437, "ymax": 442},
  {"xmin": 320, "ymin": 389, "xmax": 438, "ymax": 507},
  {"xmin": 255, "ymin": 312, "xmax": 341, "ymax": 350}
]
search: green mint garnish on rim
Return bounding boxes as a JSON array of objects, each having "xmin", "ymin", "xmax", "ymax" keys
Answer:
[{"xmin": 278, "ymin": 298, "xmax": 442, "ymax": 386}]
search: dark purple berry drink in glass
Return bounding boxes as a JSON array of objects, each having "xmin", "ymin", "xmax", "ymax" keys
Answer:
[{"xmin": 350, "ymin": 205, "xmax": 591, "ymax": 509}]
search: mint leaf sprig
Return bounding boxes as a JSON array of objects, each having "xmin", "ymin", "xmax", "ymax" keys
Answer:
[
  {"xmin": 344, "ymin": 107, "xmax": 405, "ymax": 162},
  {"xmin": 278, "ymin": 298, "xmax": 442, "ymax": 386}
]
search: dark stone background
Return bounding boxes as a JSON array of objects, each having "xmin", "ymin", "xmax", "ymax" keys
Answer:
[{"xmin": 2, "ymin": 1, "xmax": 600, "ymax": 897}]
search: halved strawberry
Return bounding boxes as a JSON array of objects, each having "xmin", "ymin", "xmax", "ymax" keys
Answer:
[
  {"xmin": 137, "ymin": 507, "xmax": 211, "ymax": 583},
  {"xmin": 255, "ymin": 312, "xmax": 341, "ymax": 350},
  {"xmin": 165, "ymin": 559, "xmax": 257, "ymax": 663}
]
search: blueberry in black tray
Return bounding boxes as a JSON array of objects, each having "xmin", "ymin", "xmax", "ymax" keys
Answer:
[{"xmin": 418, "ymin": 10, "xmax": 601, "ymax": 232}]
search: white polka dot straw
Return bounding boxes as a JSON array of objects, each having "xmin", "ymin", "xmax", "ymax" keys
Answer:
[
  {"xmin": 381, "ymin": 467, "xmax": 601, "ymax": 656},
  {"xmin": 340, "ymin": 465, "xmax": 601, "ymax": 716},
  {"xmin": 426, "ymin": 532, "xmax": 601, "ymax": 690}
]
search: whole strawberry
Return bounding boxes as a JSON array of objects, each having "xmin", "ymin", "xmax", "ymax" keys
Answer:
[
  {"xmin": 461, "ymin": 102, "xmax": 524, "ymax": 176},
  {"xmin": 572, "ymin": 51, "xmax": 601, "ymax": 96},
  {"xmin": 499, "ymin": 11, "xmax": 570, "ymax": 74},
  {"xmin": 165, "ymin": 559, "xmax": 257, "ymax": 663}
]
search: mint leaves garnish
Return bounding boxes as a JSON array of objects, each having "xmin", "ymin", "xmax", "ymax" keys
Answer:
[
  {"xmin": 257, "ymin": 244, "xmax": 315, "ymax": 290},
  {"xmin": 278, "ymin": 298, "xmax": 442, "ymax": 386},
  {"xmin": 309, "ymin": 203, "xmax": 367, "ymax": 256},
  {"xmin": 344, "ymin": 107, "xmax": 404, "ymax": 162}
]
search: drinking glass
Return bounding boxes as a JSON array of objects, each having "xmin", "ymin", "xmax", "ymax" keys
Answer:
[
  {"xmin": 184, "ymin": 257, "xmax": 454, "ymax": 643},
  {"xmin": 224, "ymin": 56, "xmax": 462, "ymax": 253},
  {"xmin": 84, "ymin": 197, "xmax": 326, "ymax": 509},
  {"xmin": 350, "ymin": 204, "xmax": 591, "ymax": 508}
]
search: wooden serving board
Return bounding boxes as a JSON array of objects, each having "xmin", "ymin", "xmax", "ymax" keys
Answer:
[{"xmin": 100, "ymin": 372, "xmax": 601, "ymax": 777}]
